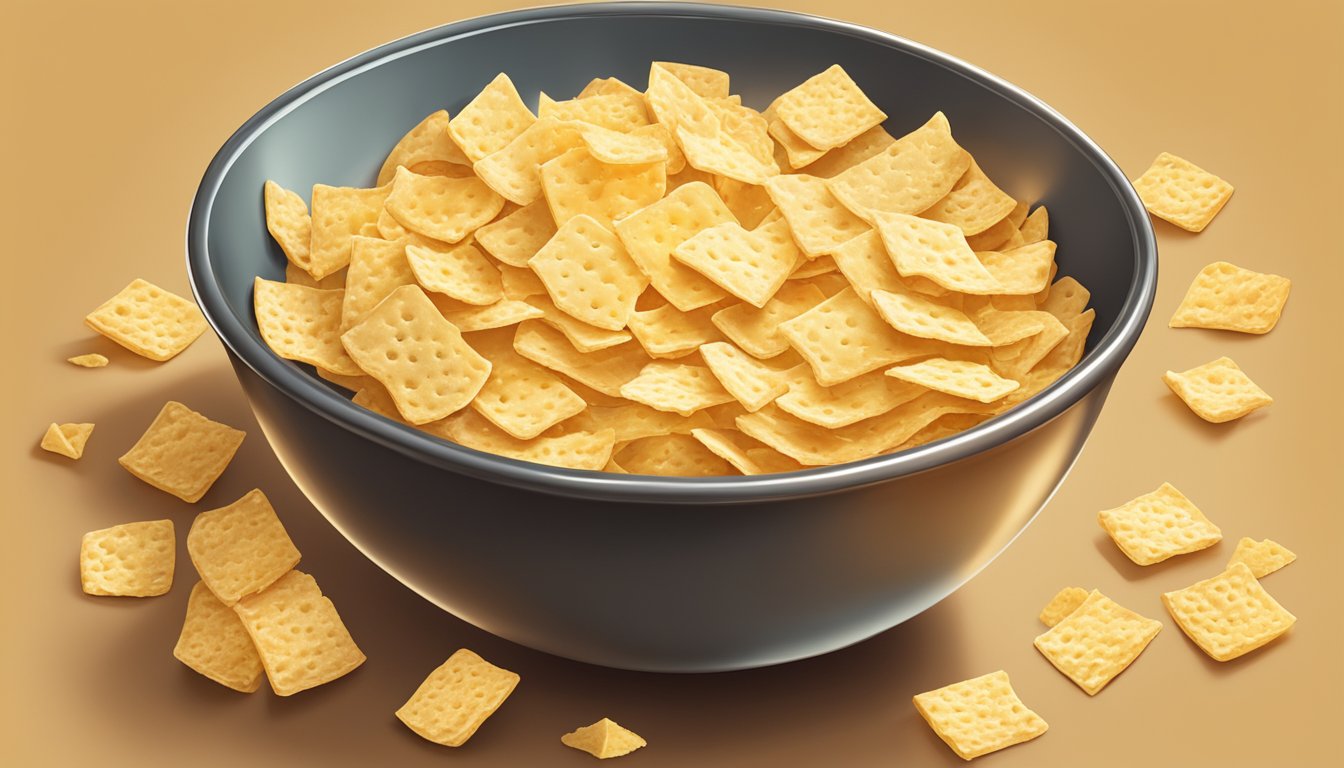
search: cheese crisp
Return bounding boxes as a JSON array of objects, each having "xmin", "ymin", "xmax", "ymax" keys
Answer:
[{"xmin": 255, "ymin": 63, "xmax": 1092, "ymax": 475}]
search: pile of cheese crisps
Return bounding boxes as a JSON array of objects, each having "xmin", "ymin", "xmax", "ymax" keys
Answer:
[{"xmin": 257, "ymin": 62, "xmax": 1093, "ymax": 475}]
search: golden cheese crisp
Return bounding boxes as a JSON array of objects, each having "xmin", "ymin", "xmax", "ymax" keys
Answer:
[
  {"xmin": 67, "ymin": 353, "xmax": 110, "ymax": 368},
  {"xmin": 474, "ymin": 199, "xmax": 558, "ymax": 267},
  {"xmin": 263, "ymin": 180, "xmax": 312, "ymax": 267},
  {"xmin": 978, "ymin": 240, "xmax": 1056, "ymax": 295},
  {"xmin": 384, "ymin": 166, "xmax": 505, "ymax": 244},
  {"xmin": 627, "ymin": 302, "xmax": 722, "ymax": 358},
  {"xmin": 396, "ymin": 649, "xmax": 520, "ymax": 747},
  {"xmin": 540, "ymin": 147, "xmax": 666, "ymax": 227},
  {"xmin": 672, "ymin": 219, "xmax": 800, "ymax": 308},
  {"xmin": 1039, "ymin": 586, "xmax": 1089, "ymax": 627},
  {"xmin": 377, "ymin": 109, "xmax": 470, "ymax": 185},
  {"xmin": 85, "ymin": 278, "xmax": 207, "ymax": 362},
  {"xmin": 802, "ymin": 124, "xmax": 895, "ymax": 179},
  {"xmin": 776, "ymin": 367, "xmax": 924, "ymax": 429},
  {"xmin": 1132, "ymin": 151, "xmax": 1233, "ymax": 232},
  {"xmin": 173, "ymin": 581, "xmax": 265, "ymax": 693},
  {"xmin": 617, "ymin": 433, "xmax": 733, "ymax": 476},
  {"xmin": 770, "ymin": 118, "xmax": 827, "ymax": 169},
  {"xmin": 873, "ymin": 213, "xmax": 1001, "ymax": 294},
  {"xmin": 434, "ymin": 409, "xmax": 616, "ymax": 471},
  {"xmin": 763, "ymin": 173, "xmax": 869, "ymax": 258},
  {"xmin": 921, "ymin": 159, "xmax": 1016, "ymax": 236},
  {"xmin": 712, "ymin": 282, "xmax": 826, "ymax": 359},
  {"xmin": 620, "ymin": 362, "xmax": 736, "ymax": 416},
  {"xmin": 541, "ymin": 92, "xmax": 651, "ymax": 132},
  {"xmin": 80, "ymin": 519, "xmax": 175, "ymax": 597},
  {"xmin": 406, "ymin": 242, "xmax": 503, "ymax": 306},
  {"xmin": 234, "ymin": 570, "xmax": 365, "ymax": 696},
  {"xmin": 307, "ymin": 183, "xmax": 391, "ymax": 279},
  {"xmin": 526, "ymin": 295, "xmax": 634, "ymax": 352},
  {"xmin": 655, "ymin": 61, "xmax": 729, "ymax": 98},
  {"xmin": 448, "ymin": 73, "xmax": 535, "ymax": 162},
  {"xmin": 529, "ymin": 214, "xmax": 646, "ymax": 331},
  {"xmin": 613, "ymin": 181, "xmax": 734, "ymax": 311},
  {"xmin": 871, "ymin": 290, "xmax": 991, "ymax": 346},
  {"xmin": 774, "ymin": 64, "xmax": 886, "ymax": 151},
  {"xmin": 187, "ymin": 488, "xmax": 301, "ymax": 606},
  {"xmin": 1033, "ymin": 590, "xmax": 1161, "ymax": 695},
  {"xmin": 119, "ymin": 401, "xmax": 246, "ymax": 503},
  {"xmin": 562, "ymin": 718, "xmax": 648, "ymax": 760},
  {"xmin": 1162, "ymin": 562, "xmax": 1296, "ymax": 661},
  {"xmin": 1169, "ymin": 261, "xmax": 1291, "ymax": 334},
  {"xmin": 780, "ymin": 287, "xmax": 934, "ymax": 386},
  {"xmin": 1097, "ymin": 482, "xmax": 1221, "ymax": 566},
  {"xmin": 885, "ymin": 359, "xmax": 1020, "ymax": 403},
  {"xmin": 254, "ymin": 277, "xmax": 364, "ymax": 376},
  {"xmin": 340, "ymin": 285, "xmax": 492, "ymax": 424},
  {"xmin": 469, "ymin": 336, "xmax": 586, "ymax": 439},
  {"xmin": 1019, "ymin": 205, "xmax": 1049, "ymax": 244},
  {"xmin": 40, "ymin": 422, "xmax": 94, "ymax": 460},
  {"xmin": 700, "ymin": 341, "xmax": 789, "ymax": 412},
  {"xmin": 1039, "ymin": 275, "xmax": 1090, "ymax": 321},
  {"xmin": 514, "ymin": 320, "xmax": 651, "ymax": 397},
  {"xmin": 1163, "ymin": 356, "xmax": 1272, "ymax": 423},
  {"xmin": 1227, "ymin": 537, "xmax": 1296, "ymax": 578},
  {"xmin": 831, "ymin": 230, "xmax": 949, "ymax": 301},
  {"xmin": 912, "ymin": 670, "xmax": 1048, "ymax": 761},
  {"xmin": 828, "ymin": 111, "xmax": 970, "ymax": 222},
  {"xmin": 339, "ymin": 236, "xmax": 417, "ymax": 331}
]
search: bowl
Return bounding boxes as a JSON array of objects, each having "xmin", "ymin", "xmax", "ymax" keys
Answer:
[{"xmin": 186, "ymin": 2, "xmax": 1156, "ymax": 672}]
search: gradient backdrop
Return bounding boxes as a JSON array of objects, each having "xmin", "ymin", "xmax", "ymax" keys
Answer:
[{"xmin": 3, "ymin": 1, "xmax": 1341, "ymax": 765}]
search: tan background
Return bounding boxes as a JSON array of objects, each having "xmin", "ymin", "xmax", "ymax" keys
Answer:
[{"xmin": 3, "ymin": 0, "xmax": 1341, "ymax": 765}]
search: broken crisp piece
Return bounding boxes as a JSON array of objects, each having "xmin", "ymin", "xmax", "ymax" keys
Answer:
[
  {"xmin": 1226, "ymin": 537, "xmax": 1296, "ymax": 578},
  {"xmin": 1039, "ymin": 586, "xmax": 1090, "ymax": 627},
  {"xmin": 40, "ymin": 422, "xmax": 94, "ymax": 460},
  {"xmin": 562, "ymin": 718, "xmax": 648, "ymax": 760}
]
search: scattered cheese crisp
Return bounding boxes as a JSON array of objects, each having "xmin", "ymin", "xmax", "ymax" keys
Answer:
[
  {"xmin": 912, "ymin": 670, "xmax": 1048, "ymax": 761},
  {"xmin": 254, "ymin": 63, "xmax": 1095, "ymax": 475},
  {"xmin": 1038, "ymin": 586, "xmax": 1089, "ymax": 627},
  {"xmin": 1226, "ymin": 537, "xmax": 1296, "ymax": 578},
  {"xmin": 1132, "ymin": 151, "xmax": 1233, "ymax": 232},
  {"xmin": 396, "ymin": 648, "xmax": 520, "ymax": 747},
  {"xmin": 80, "ymin": 520, "xmax": 175, "ymax": 597},
  {"xmin": 85, "ymin": 278, "xmax": 207, "ymax": 362},
  {"xmin": 233, "ymin": 570, "xmax": 365, "ymax": 696},
  {"xmin": 1169, "ymin": 261, "xmax": 1291, "ymax": 334},
  {"xmin": 118, "ymin": 401, "xmax": 246, "ymax": 503},
  {"xmin": 562, "ymin": 718, "xmax": 648, "ymax": 760},
  {"xmin": 173, "ymin": 581, "xmax": 265, "ymax": 693},
  {"xmin": 187, "ymin": 488, "xmax": 301, "ymax": 606},
  {"xmin": 1097, "ymin": 482, "xmax": 1222, "ymax": 566},
  {"xmin": 40, "ymin": 422, "xmax": 94, "ymax": 460},
  {"xmin": 1033, "ymin": 590, "xmax": 1161, "ymax": 695},
  {"xmin": 67, "ymin": 353, "xmax": 109, "ymax": 368},
  {"xmin": 1162, "ymin": 562, "xmax": 1296, "ymax": 661},
  {"xmin": 1163, "ymin": 356, "xmax": 1272, "ymax": 423}
]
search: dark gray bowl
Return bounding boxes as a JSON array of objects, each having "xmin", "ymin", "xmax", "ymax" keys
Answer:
[{"xmin": 187, "ymin": 2, "xmax": 1155, "ymax": 672}]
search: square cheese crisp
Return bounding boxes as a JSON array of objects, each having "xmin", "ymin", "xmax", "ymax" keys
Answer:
[
  {"xmin": 613, "ymin": 181, "xmax": 734, "ymax": 311},
  {"xmin": 1163, "ymin": 356, "xmax": 1272, "ymax": 423},
  {"xmin": 529, "ymin": 214, "xmax": 646, "ymax": 331},
  {"xmin": 173, "ymin": 581, "xmax": 265, "ymax": 692},
  {"xmin": 1132, "ymin": 152, "xmax": 1233, "ymax": 232},
  {"xmin": 254, "ymin": 277, "xmax": 364, "ymax": 376},
  {"xmin": 119, "ymin": 401, "xmax": 246, "ymax": 503},
  {"xmin": 187, "ymin": 488, "xmax": 301, "ymax": 605},
  {"xmin": 340, "ymin": 285, "xmax": 492, "ymax": 424},
  {"xmin": 827, "ymin": 112, "xmax": 970, "ymax": 222},
  {"xmin": 233, "ymin": 570, "xmax": 365, "ymax": 696},
  {"xmin": 85, "ymin": 278, "xmax": 207, "ymax": 362},
  {"xmin": 1033, "ymin": 590, "xmax": 1161, "ymax": 695},
  {"xmin": 80, "ymin": 520, "xmax": 175, "ymax": 597},
  {"xmin": 1169, "ymin": 261, "xmax": 1291, "ymax": 334},
  {"xmin": 1162, "ymin": 562, "xmax": 1296, "ymax": 661},
  {"xmin": 1097, "ymin": 482, "xmax": 1222, "ymax": 566},
  {"xmin": 396, "ymin": 649, "xmax": 520, "ymax": 747},
  {"xmin": 912, "ymin": 670, "xmax": 1048, "ymax": 760},
  {"xmin": 780, "ymin": 287, "xmax": 934, "ymax": 386}
]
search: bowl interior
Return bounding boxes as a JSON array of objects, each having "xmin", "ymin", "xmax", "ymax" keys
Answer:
[{"xmin": 192, "ymin": 4, "xmax": 1153, "ymax": 501}]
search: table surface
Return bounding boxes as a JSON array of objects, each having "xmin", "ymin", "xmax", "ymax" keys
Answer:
[{"xmin": 4, "ymin": 1, "xmax": 1341, "ymax": 765}]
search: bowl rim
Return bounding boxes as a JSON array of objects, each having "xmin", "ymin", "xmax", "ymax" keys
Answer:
[{"xmin": 186, "ymin": 1, "xmax": 1157, "ymax": 505}]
